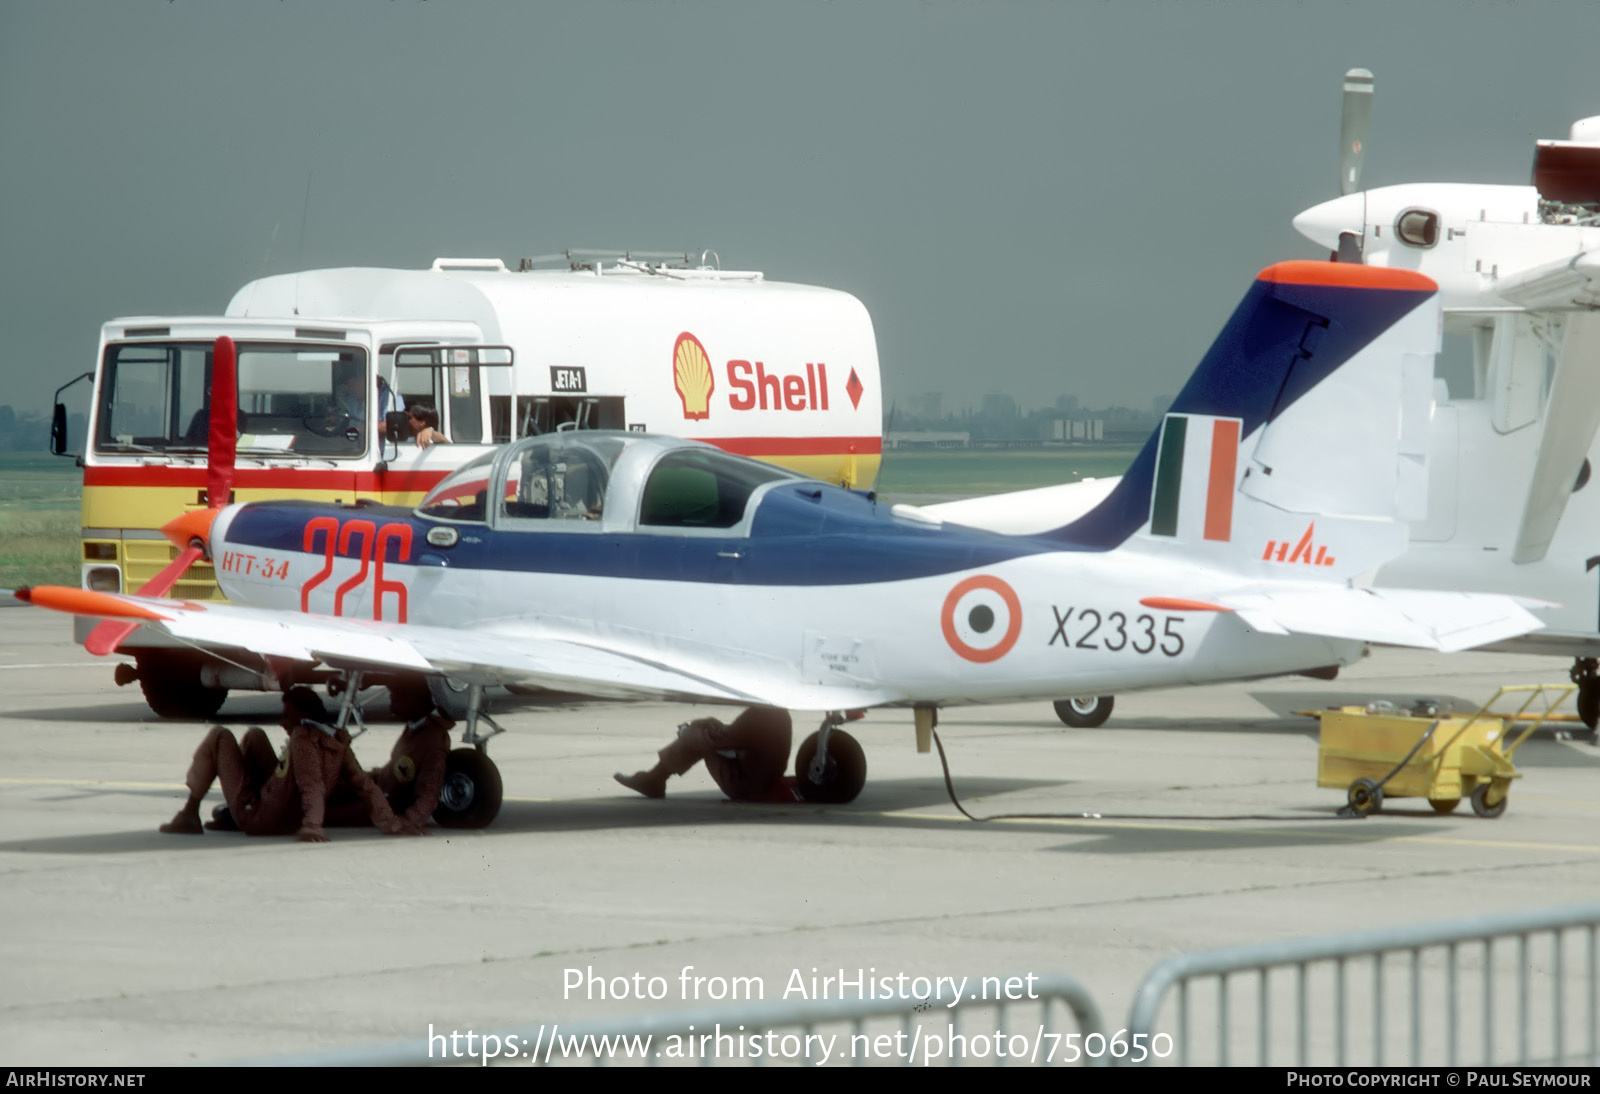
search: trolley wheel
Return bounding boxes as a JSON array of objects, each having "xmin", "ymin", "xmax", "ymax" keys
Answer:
[
  {"xmin": 1053, "ymin": 695, "xmax": 1114, "ymax": 728},
  {"xmin": 434, "ymin": 748, "xmax": 503, "ymax": 829},
  {"xmin": 1470, "ymin": 782, "xmax": 1508, "ymax": 819},
  {"xmin": 1428, "ymin": 798, "xmax": 1461, "ymax": 815},
  {"xmin": 1579, "ymin": 681, "xmax": 1600, "ymax": 731},
  {"xmin": 794, "ymin": 729, "xmax": 867, "ymax": 804},
  {"xmin": 1346, "ymin": 778, "xmax": 1383, "ymax": 816}
]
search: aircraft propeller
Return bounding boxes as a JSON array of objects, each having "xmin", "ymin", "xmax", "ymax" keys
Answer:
[
  {"xmin": 1339, "ymin": 68, "xmax": 1373, "ymax": 198},
  {"xmin": 84, "ymin": 335, "xmax": 237, "ymax": 655}
]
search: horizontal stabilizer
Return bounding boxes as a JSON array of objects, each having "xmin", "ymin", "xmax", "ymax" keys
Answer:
[{"xmin": 1223, "ymin": 588, "xmax": 1547, "ymax": 653}]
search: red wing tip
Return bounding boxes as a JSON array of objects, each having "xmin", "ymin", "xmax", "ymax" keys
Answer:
[
  {"xmin": 1258, "ymin": 260, "xmax": 1436, "ymax": 292},
  {"xmin": 1140, "ymin": 596, "xmax": 1233, "ymax": 612},
  {"xmin": 23, "ymin": 585, "xmax": 172, "ymax": 621}
]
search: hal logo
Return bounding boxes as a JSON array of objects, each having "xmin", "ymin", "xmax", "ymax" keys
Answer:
[
  {"xmin": 1263, "ymin": 523, "xmax": 1336, "ymax": 567},
  {"xmin": 551, "ymin": 366, "xmax": 587, "ymax": 393}
]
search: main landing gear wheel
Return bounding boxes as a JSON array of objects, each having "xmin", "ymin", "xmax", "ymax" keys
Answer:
[
  {"xmin": 1470, "ymin": 783, "xmax": 1508, "ymax": 819},
  {"xmin": 135, "ymin": 652, "xmax": 227, "ymax": 719},
  {"xmin": 794, "ymin": 729, "xmax": 867, "ymax": 804},
  {"xmin": 434, "ymin": 748, "xmax": 504, "ymax": 829},
  {"xmin": 1053, "ymin": 695, "xmax": 1114, "ymax": 728},
  {"xmin": 1579, "ymin": 682, "xmax": 1600, "ymax": 732},
  {"xmin": 1346, "ymin": 778, "xmax": 1383, "ymax": 816}
]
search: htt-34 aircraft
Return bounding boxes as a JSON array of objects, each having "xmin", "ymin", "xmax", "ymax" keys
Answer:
[{"xmin": 17, "ymin": 262, "xmax": 1546, "ymax": 825}]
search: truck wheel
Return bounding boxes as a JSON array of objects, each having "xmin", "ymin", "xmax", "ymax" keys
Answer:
[
  {"xmin": 1053, "ymin": 696, "xmax": 1114, "ymax": 728},
  {"xmin": 135, "ymin": 653, "xmax": 227, "ymax": 720},
  {"xmin": 794, "ymin": 729, "xmax": 867, "ymax": 804},
  {"xmin": 434, "ymin": 749, "xmax": 503, "ymax": 829}
]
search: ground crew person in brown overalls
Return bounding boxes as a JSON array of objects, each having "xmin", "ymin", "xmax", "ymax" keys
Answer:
[
  {"xmin": 159, "ymin": 686, "xmax": 413, "ymax": 841},
  {"xmin": 325, "ymin": 680, "xmax": 453, "ymax": 830},
  {"xmin": 614, "ymin": 706, "xmax": 797, "ymax": 802}
]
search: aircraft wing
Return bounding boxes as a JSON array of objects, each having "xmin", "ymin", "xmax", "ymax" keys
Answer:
[
  {"xmin": 16, "ymin": 587, "xmax": 902, "ymax": 711},
  {"xmin": 1218, "ymin": 587, "xmax": 1548, "ymax": 653}
]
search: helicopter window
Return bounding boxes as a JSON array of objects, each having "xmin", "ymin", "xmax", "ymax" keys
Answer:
[
  {"xmin": 1395, "ymin": 208, "xmax": 1440, "ymax": 248},
  {"xmin": 639, "ymin": 449, "xmax": 794, "ymax": 529},
  {"xmin": 502, "ymin": 443, "xmax": 611, "ymax": 522}
]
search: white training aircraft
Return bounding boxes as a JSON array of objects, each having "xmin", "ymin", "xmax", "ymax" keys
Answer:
[{"xmin": 16, "ymin": 262, "xmax": 1547, "ymax": 824}]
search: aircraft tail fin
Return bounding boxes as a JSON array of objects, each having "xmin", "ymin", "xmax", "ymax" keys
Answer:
[{"xmin": 1048, "ymin": 261, "xmax": 1440, "ymax": 580}]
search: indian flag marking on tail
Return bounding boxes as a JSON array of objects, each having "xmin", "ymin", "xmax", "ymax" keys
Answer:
[{"xmin": 1149, "ymin": 414, "xmax": 1242, "ymax": 542}]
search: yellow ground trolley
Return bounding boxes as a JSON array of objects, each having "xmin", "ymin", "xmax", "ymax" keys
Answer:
[{"xmin": 1312, "ymin": 685, "xmax": 1575, "ymax": 818}]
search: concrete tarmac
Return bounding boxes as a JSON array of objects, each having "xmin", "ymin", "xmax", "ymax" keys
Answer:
[{"xmin": 2, "ymin": 605, "xmax": 1598, "ymax": 1065}]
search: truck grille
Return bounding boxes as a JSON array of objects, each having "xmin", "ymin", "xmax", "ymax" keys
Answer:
[{"xmin": 122, "ymin": 539, "xmax": 224, "ymax": 600}]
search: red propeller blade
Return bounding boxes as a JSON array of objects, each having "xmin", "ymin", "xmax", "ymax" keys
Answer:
[
  {"xmin": 86, "ymin": 335, "xmax": 239, "ymax": 655},
  {"xmin": 84, "ymin": 546, "xmax": 203, "ymax": 655},
  {"xmin": 207, "ymin": 335, "xmax": 237, "ymax": 508}
]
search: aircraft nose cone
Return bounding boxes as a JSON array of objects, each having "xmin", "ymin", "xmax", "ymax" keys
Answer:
[
  {"xmin": 1293, "ymin": 193, "xmax": 1364, "ymax": 250},
  {"xmin": 162, "ymin": 507, "xmax": 221, "ymax": 552}
]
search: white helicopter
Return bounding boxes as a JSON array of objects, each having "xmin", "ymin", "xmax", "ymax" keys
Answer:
[
  {"xmin": 1292, "ymin": 70, "xmax": 1600, "ymax": 727},
  {"xmin": 16, "ymin": 261, "xmax": 1546, "ymax": 824},
  {"xmin": 935, "ymin": 71, "xmax": 1600, "ymax": 731}
]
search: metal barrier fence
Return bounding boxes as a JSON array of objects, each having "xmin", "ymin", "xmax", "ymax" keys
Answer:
[
  {"xmin": 266, "ymin": 973, "xmax": 1106, "ymax": 1067},
  {"xmin": 1124, "ymin": 900, "xmax": 1600, "ymax": 1067},
  {"xmin": 263, "ymin": 902, "xmax": 1600, "ymax": 1067}
]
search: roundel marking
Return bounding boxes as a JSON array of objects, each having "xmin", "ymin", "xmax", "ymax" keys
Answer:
[{"xmin": 941, "ymin": 575, "xmax": 1022, "ymax": 663}]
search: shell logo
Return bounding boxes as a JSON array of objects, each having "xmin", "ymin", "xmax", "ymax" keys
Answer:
[
  {"xmin": 941, "ymin": 574, "xmax": 1022, "ymax": 663},
  {"xmin": 673, "ymin": 332, "xmax": 715, "ymax": 420}
]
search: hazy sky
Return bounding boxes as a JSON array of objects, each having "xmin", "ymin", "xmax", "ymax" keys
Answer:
[{"xmin": 3, "ymin": 1, "xmax": 1598, "ymax": 420}]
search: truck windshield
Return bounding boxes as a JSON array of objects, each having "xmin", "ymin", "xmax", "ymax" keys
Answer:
[{"xmin": 94, "ymin": 341, "xmax": 372, "ymax": 457}]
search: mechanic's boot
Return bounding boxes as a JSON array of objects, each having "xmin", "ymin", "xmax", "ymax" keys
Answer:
[
  {"xmin": 204, "ymin": 805, "xmax": 239, "ymax": 831},
  {"xmin": 614, "ymin": 770, "xmax": 667, "ymax": 799},
  {"xmin": 159, "ymin": 806, "xmax": 204, "ymax": 834}
]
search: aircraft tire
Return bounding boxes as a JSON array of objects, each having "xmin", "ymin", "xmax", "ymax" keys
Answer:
[
  {"xmin": 794, "ymin": 728, "xmax": 867, "ymax": 804},
  {"xmin": 434, "ymin": 748, "xmax": 504, "ymax": 829},
  {"xmin": 1579, "ymin": 681, "xmax": 1600, "ymax": 730},
  {"xmin": 1053, "ymin": 695, "xmax": 1114, "ymax": 728},
  {"xmin": 136, "ymin": 652, "xmax": 228, "ymax": 720}
]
